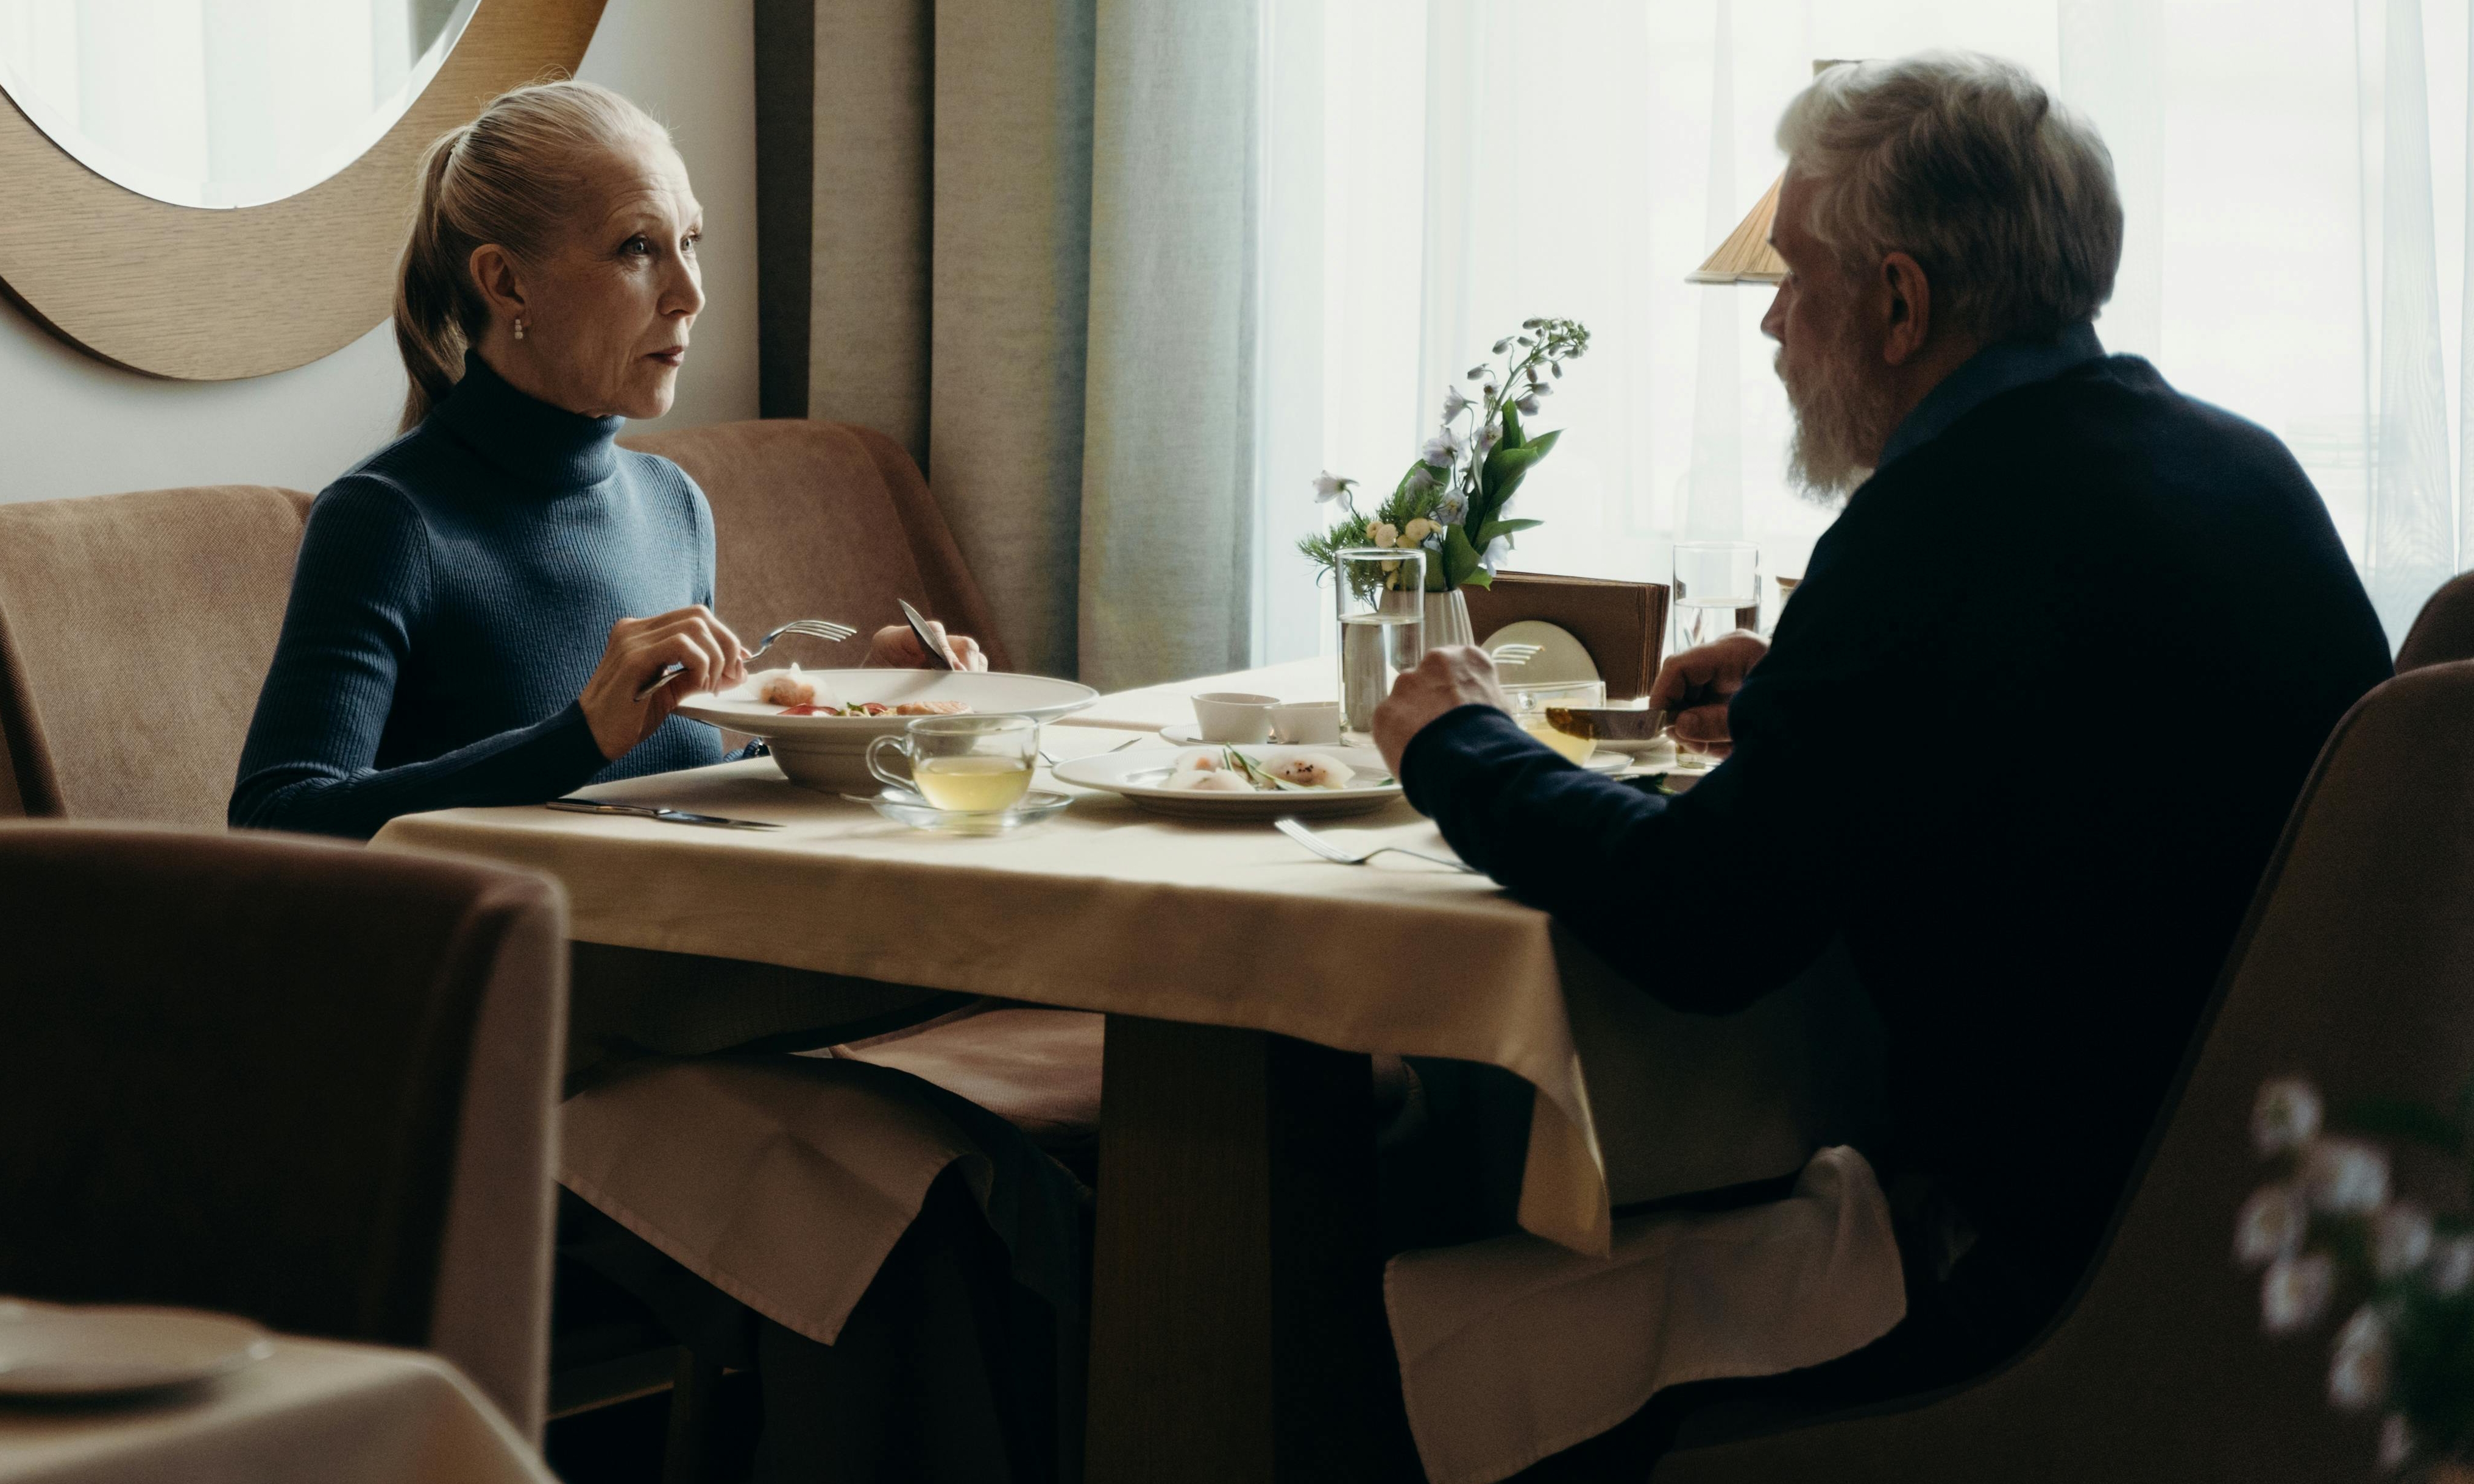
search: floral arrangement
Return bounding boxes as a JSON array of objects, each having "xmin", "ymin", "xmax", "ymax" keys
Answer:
[
  {"xmin": 2236, "ymin": 1074, "xmax": 2474, "ymax": 1473},
  {"xmin": 1300, "ymin": 317, "xmax": 1589, "ymax": 592}
]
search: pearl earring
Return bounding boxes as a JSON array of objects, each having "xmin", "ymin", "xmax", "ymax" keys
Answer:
[{"xmin": 512, "ymin": 317, "xmax": 526, "ymax": 341}]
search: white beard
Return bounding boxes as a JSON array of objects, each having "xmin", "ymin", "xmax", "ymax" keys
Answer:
[{"xmin": 1777, "ymin": 338, "xmax": 1899, "ymax": 503}]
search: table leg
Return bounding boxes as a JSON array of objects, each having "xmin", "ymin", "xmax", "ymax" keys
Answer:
[{"xmin": 1083, "ymin": 1016, "xmax": 1419, "ymax": 1484}]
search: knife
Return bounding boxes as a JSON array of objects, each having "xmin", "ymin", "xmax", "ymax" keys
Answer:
[
  {"xmin": 1543, "ymin": 706, "xmax": 1675, "ymax": 743},
  {"xmin": 548, "ymin": 797, "xmax": 782, "ymax": 830},
  {"xmin": 898, "ymin": 598, "xmax": 955, "ymax": 671}
]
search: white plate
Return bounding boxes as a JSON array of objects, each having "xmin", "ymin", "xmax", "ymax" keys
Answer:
[
  {"xmin": 1481, "ymin": 620, "xmax": 1601, "ymax": 687},
  {"xmin": 676, "ymin": 670, "xmax": 1098, "ymax": 792},
  {"xmin": 0, "ymin": 1301, "xmax": 273, "ymax": 1397},
  {"xmin": 1052, "ymin": 744, "xmax": 1404, "ymax": 820}
]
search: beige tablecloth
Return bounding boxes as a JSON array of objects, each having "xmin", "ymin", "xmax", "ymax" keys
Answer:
[
  {"xmin": 377, "ymin": 737, "xmax": 1865, "ymax": 1259},
  {"xmin": 0, "ymin": 1338, "xmax": 550, "ymax": 1484}
]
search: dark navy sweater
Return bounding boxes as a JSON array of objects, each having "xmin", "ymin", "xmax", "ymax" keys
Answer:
[
  {"xmin": 230, "ymin": 354, "xmax": 724, "ymax": 839},
  {"xmin": 1404, "ymin": 353, "xmax": 2391, "ymax": 1335}
]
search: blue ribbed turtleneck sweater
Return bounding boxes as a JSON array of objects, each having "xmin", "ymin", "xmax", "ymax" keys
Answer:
[{"xmin": 230, "ymin": 353, "xmax": 725, "ymax": 839}]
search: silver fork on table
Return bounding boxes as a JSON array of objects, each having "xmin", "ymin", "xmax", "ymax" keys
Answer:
[
  {"xmin": 1274, "ymin": 817, "xmax": 1476, "ymax": 873},
  {"xmin": 634, "ymin": 618, "xmax": 858, "ymax": 702}
]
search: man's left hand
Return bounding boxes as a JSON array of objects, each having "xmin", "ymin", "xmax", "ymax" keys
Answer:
[{"xmin": 1374, "ymin": 645, "xmax": 1510, "ymax": 777}]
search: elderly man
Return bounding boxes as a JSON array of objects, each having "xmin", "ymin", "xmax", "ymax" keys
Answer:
[{"xmin": 1376, "ymin": 51, "xmax": 2391, "ymax": 1446}]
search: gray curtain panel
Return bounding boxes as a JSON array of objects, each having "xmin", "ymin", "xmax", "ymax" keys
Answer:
[{"xmin": 781, "ymin": 0, "xmax": 1257, "ymax": 689}]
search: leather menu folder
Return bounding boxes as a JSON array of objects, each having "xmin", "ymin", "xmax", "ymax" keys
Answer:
[{"xmin": 1461, "ymin": 570, "xmax": 1670, "ymax": 698}]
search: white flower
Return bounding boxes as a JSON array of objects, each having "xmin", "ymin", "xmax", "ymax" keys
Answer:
[
  {"xmin": 1369, "ymin": 522, "xmax": 1398, "ymax": 549},
  {"xmin": 1405, "ymin": 464, "xmax": 1438, "ymax": 492},
  {"xmin": 1434, "ymin": 493, "xmax": 1469, "ymax": 525},
  {"xmin": 1465, "ymin": 364, "xmax": 1489, "ymax": 381},
  {"xmin": 2262, "ymin": 1252, "xmax": 2334, "ymax": 1334},
  {"xmin": 1526, "ymin": 378, "xmax": 1553, "ymax": 397},
  {"xmin": 2427, "ymin": 1235, "xmax": 2474, "ymax": 1294},
  {"xmin": 1515, "ymin": 394, "xmax": 1542, "ymax": 417},
  {"xmin": 2373, "ymin": 1203, "xmax": 2434, "ymax": 1279},
  {"xmin": 1312, "ymin": 470, "xmax": 1355, "ymax": 504},
  {"xmin": 2234, "ymin": 1183, "xmax": 2307, "ymax": 1268},
  {"xmin": 1421, "ymin": 429, "xmax": 1462, "ymax": 467},
  {"xmin": 1479, "ymin": 534, "xmax": 1513, "ymax": 574},
  {"xmin": 2381, "ymin": 1415, "xmax": 2414, "ymax": 1471},
  {"xmin": 1441, "ymin": 387, "xmax": 1470, "ymax": 420},
  {"xmin": 2301, "ymin": 1137, "xmax": 2389, "ymax": 1214},
  {"xmin": 1421, "ymin": 528, "xmax": 1445, "ymax": 553},
  {"xmin": 2254, "ymin": 1078, "xmax": 2324, "ymax": 1156},
  {"xmin": 2329, "ymin": 1304, "xmax": 2390, "ymax": 1412},
  {"xmin": 1492, "ymin": 337, "xmax": 1511, "ymax": 353}
]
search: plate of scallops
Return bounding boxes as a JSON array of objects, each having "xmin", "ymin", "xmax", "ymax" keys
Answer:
[{"xmin": 1049, "ymin": 743, "xmax": 1404, "ymax": 820}]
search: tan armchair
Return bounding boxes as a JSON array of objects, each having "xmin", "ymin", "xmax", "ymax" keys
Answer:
[
  {"xmin": 1652, "ymin": 662, "xmax": 2474, "ymax": 1480},
  {"xmin": 0, "ymin": 822, "xmax": 567, "ymax": 1440}
]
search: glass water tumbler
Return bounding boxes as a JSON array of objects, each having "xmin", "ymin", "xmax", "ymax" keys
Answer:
[
  {"xmin": 1671, "ymin": 541, "xmax": 1761, "ymax": 652},
  {"xmin": 1335, "ymin": 546, "xmax": 1426, "ymax": 738}
]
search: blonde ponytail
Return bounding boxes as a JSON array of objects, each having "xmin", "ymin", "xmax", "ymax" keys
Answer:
[{"xmin": 391, "ymin": 80, "xmax": 672, "ymax": 431}]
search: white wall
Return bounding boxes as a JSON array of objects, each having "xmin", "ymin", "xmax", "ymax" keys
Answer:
[{"xmin": 0, "ymin": 0, "xmax": 759, "ymax": 505}]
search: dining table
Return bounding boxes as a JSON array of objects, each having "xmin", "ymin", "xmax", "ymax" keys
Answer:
[
  {"xmin": 0, "ymin": 1330, "xmax": 552, "ymax": 1484},
  {"xmin": 370, "ymin": 660, "xmax": 1876, "ymax": 1484}
]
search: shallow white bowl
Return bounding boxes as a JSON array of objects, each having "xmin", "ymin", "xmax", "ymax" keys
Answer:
[{"xmin": 676, "ymin": 670, "xmax": 1097, "ymax": 792}]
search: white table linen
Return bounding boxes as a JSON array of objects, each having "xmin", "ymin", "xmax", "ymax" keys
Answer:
[{"xmin": 0, "ymin": 1338, "xmax": 550, "ymax": 1484}]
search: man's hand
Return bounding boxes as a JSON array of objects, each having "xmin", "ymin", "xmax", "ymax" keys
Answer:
[
  {"xmin": 1373, "ymin": 646, "xmax": 1510, "ymax": 777},
  {"xmin": 864, "ymin": 621, "xmax": 988, "ymax": 671},
  {"xmin": 1647, "ymin": 631, "xmax": 1768, "ymax": 758}
]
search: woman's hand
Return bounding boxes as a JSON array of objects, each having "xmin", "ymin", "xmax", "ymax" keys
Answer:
[
  {"xmin": 578, "ymin": 606, "xmax": 748, "ymax": 760},
  {"xmin": 865, "ymin": 622, "xmax": 987, "ymax": 671}
]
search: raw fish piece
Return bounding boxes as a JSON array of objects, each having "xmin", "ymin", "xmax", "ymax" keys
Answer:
[
  {"xmin": 1267, "ymin": 752, "xmax": 1355, "ymax": 789},
  {"xmin": 754, "ymin": 668, "xmax": 831, "ymax": 708}
]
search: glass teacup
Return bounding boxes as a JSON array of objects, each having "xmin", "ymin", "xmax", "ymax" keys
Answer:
[
  {"xmin": 1501, "ymin": 679, "xmax": 1606, "ymax": 765},
  {"xmin": 867, "ymin": 714, "xmax": 1038, "ymax": 813}
]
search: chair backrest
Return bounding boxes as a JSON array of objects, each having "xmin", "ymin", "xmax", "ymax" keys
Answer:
[
  {"xmin": 623, "ymin": 419, "xmax": 1013, "ymax": 671},
  {"xmin": 2397, "ymin": 571, "xmax": 2474, "ymax": 672},
  {"xmin": 1659, "ymin": 663, "xmax": 2474, "ymax": 1481},
  {"xmin": 0, "ymin": 486, "xmax": 312, "ymax": 826},
  {"xmin": 0, "ymin": 823, "xmax": 568, "ymax": 1440}
]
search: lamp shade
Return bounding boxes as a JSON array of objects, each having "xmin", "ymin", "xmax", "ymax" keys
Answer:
[{"xmin": 1687, "ymin": 170, "xmax": 1787, "ymax": 285}]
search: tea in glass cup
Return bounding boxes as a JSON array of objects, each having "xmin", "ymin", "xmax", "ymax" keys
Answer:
[
  {"xmin": 1502, "ymin": 679, "xmax": 1606, "ymax": 764},
  {"xmin": 867, "ymin": 714, "xmax": 1038, "ymax": 812}
]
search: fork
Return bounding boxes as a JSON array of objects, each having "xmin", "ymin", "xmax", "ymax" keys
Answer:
[
  {"xmin": 1489, "ymin": 641, "xmax": 1543, "ymax": 668},
  {"xmin": 1039, "ymin": 735, "xmax": 1141, "ymax": 768},
  {"xmin": 634, "ymin": 618, "xmax": 858, "ymax": 702},
  {"xmin": 1274, "ymin": 817, "xmax": 1476, "ymax": 873}
]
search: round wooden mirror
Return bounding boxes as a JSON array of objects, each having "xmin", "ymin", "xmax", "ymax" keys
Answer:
[{"xmin": 0, "ymin": 0, "xmax": 606, "ymax": 381}]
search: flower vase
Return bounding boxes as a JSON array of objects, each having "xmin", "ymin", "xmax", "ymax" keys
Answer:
[{"xmin": 1423, "ymin": 588, "xmax": 1475, "ymax": 650}]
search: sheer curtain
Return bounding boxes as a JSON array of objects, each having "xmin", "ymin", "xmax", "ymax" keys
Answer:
[{"xmin": 1254, "ymin": 0, "xmax": 2474, "ymax": 659}]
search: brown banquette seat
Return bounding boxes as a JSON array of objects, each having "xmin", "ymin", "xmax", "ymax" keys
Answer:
[{"xmin": 0, "ymin": 420, "xmax": 1005, "ymax": 825}]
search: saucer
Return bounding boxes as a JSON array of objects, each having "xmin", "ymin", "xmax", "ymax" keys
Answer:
[{"xmin": 843, "ymin": 788, "xmax": 1071, "ymax": 832}]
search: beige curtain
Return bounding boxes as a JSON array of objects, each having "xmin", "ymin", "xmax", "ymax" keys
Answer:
[{"xmin": 787, "ymin": 0, "xmax": 1256, "ymax": 689}]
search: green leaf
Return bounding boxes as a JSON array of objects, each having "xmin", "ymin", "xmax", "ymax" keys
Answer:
[
  {"xmin": 1441, "ymin": 520, "xmax": 1487, "ymax": 590},
  {"xmin": 2336, "ymin": 1097, "xmax": 2465, "ymax": 1154},
  {"xmin": 1500, "ymin": 402, "xmax": 1526, "ymax": 451},
  {"xmin": 1475, "ymin": 517, "xmax": 1544, "ymax": 545}
]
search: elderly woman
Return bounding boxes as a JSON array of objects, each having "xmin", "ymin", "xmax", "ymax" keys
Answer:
[{"xmin": 232, "ymin": 82, "xmax": 1065, "ymax": 1483}]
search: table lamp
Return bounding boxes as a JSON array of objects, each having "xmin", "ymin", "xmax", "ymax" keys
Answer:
[{"xmin": 1687, "ymin": 60, "xmax": 1859, "ymax": 286}]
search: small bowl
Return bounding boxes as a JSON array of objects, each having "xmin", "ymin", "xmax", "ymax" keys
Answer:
[{"xmin": 1191, "ymin": 691, "xmax": 1279, "ymax": 744}]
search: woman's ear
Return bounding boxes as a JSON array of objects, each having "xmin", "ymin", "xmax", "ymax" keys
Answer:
[{"xmin": 467, "ymin": 243, "xmax": 525, "ymax": 325}]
